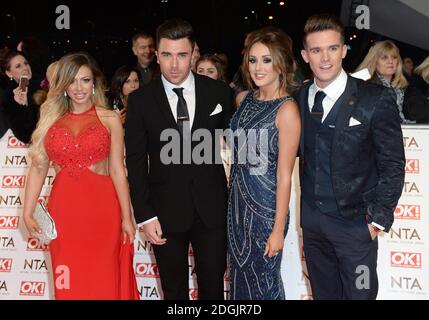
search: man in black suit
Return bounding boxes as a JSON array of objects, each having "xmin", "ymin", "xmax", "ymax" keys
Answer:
[
  {"xmin": 125, "ymin": 19, "xmax": 233, "ymax": 300},
  {"xmin": 298, "ymin": 14, "xmax": 405, "ymax": 299}
]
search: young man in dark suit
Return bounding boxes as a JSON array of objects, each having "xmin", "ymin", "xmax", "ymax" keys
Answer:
[
  {"xmin": 298, "ymin": 14, "xmax": 405, "ymax": 299},
  {"xmin": 125, "ymin": 19, "xmax": 233, "ymax": 300}
]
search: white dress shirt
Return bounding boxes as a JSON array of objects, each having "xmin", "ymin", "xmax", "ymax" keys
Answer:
[
  {"xmin": 308, "ymin": 69, "xmax": 347, "ymax": 123},
  {"xmin": 161, "ymin": 71, "xmax": 196, "ymax": 128},
  {"xmin": 141, "ymin": 72, "xmax": 196, "ymax": 226}
]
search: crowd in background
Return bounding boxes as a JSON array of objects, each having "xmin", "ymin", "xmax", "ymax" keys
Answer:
[{"xmin": 1, "ymin": 28, "xmax": 428, "ymax": 141}]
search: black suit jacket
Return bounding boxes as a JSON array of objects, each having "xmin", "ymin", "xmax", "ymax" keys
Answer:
[
  {"xmin": 125, "ymin": 73, "xmax": 233, "ymax": 232},
  {"xmin": 298, "ymin": 75, "xmax": 405, "ymax": 232}
]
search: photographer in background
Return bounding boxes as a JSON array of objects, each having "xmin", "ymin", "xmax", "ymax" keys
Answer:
[
  {"xmin": 109, "ymin": 65, "xmax": 140, "ymax": 126},
  {"xmin": 0, "ymin": 48, "xmax": 39, "ymax": 143}
]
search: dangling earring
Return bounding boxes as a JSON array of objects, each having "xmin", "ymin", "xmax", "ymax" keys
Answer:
[
  {"xmin": 64, "ymin": 91, "xmax": 68, "ymax": 98},
  {"xmin": 10, "ymin": 77, "xmax": 13, "ymax": 81},
  {"xmin": 92, "ymin": 85, "xmax": 95, "ymax": 95}
]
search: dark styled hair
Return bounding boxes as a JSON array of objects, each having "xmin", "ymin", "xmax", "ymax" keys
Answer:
[
  {"xmin": 110, "ymin": 65, "xmax": 139, "ymax": 102},
  {"xmin": 132, "ymin": 31, "xmax": 154, "ymax": 45},
  {"xmin": 0, "ymin": 48, "xmax": 27, "ymax": 76},
  {"xmin": 196, "ymin": 53, "xmax": 229, "ymax": 82},
  {"xmin": 156, "ymin": 18, "xmax": 195, "ymax": 49},
  {"xmin": 303, "ymin": 13, "xmax": 345, "ymax": 48},
  {"xmin": 242, "ymin": 28, "xmax": 298, "ymax": 95}
]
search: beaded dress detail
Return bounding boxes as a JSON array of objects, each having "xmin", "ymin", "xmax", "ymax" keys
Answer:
[
  {"xmin": 45, "ymin": 105, "xmax": 110, "ymax": 177},
  {"xmin": 227, "ymin": 91, "xmax": 293, "ymax": 300}
]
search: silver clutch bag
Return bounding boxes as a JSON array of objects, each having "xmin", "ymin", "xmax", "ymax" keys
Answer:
[{"xmin": 33, "ymin": 202, "xmax": 57, "ymax": 245}]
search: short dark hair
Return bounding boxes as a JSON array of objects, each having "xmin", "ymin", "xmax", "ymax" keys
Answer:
[
  {"xmin": 132, "ymin": 31, "xmax": 154, "ymax": 45},
  {"xmin": 156, "ymin": 19, "xmax": 195, "ymax": 49},
  {"xmin": 303, "ymin": 13, "xmax": 345, "ymax": 48}
]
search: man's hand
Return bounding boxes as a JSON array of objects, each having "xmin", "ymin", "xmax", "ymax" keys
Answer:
[
  {"xmin": 368, "ymin": 224, "xmax": 381, "ymax": 240},
  {"xmin": 143, "ymin": 219, "xmax": 167, "ymax": 245}
]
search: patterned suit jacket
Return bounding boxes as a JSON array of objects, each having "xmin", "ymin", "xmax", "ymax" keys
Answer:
[{"xmin": 298, "ymin": 75, "xmax": 405, "ymax": 232}]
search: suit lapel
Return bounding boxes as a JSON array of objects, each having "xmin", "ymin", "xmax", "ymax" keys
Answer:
[
  {"xmin": 299, "ymin": 81, "xmax": 312, "ymax": 160},
  {"xmin": 332, "ymin": 76, "xmax": 358, "ymax": 158},
  {"xmin": 192, "ymin": 73, "xmax": 208, "ymax": 132},
  {"xmin": 333, "ymin": 76, "xmax": 358, "ymax": 141},
  {"xmin": 299, "ymin": 76, "xmax": 358, "ymax": 173},
  {"xmin": 153, "ymin": 78, "xmax": 180, "ymax": 130}
]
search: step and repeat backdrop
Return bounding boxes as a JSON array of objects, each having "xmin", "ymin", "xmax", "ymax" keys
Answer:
[{"xmin": 1, "ymin": 126, "xmax": 428, "ymax": 300}]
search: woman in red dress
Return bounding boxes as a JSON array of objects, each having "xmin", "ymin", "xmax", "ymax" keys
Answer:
[{"xmin": 23, "ymin": 52, "xmax": 137, "ymax": 300}]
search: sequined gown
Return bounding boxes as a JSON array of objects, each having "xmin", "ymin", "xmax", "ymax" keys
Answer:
[
  {"xmin": 227, "ymin": 92, "xmax": 292, "ymax": 300},
  {"xmin": 45, "ymin": 105, "xmax": 122, "ymax": 299}
]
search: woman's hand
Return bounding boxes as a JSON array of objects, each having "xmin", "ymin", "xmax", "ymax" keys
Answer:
[
  {"xmin": 13, "ymin": 87, "xmax": 28, "ymax": 106},
  {"xmin": 122, "ymin": 217, "xmax": 136, "ymax": 244},
  {"xmin": 23, "ymin": 214, "xmax": 42, "ymax": 238},
  {"xmin": 264, "ymin": 230, "xmax": 284, "ymax": 258}
]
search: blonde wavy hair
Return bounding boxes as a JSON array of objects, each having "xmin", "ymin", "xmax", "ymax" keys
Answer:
[
  {"xmin": 415, "ymin": 56, "xmax": 429, "ymax": 84},
  {"xmin": 356, "ymin": 40, "xmax": 408, "ymax": 89},
  {"xmin": 29, "ymin": 52, "xmax": 108, "ymax": 167}
]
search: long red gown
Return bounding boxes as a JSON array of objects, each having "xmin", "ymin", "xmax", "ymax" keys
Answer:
[{"xmin": 44, "ymin": 105, "xmax": 138, "ymax": 300}]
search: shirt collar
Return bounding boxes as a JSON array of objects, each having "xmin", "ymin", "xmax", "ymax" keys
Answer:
[
  {"xmin": 162, "ymin": 71, "xmax": 195, "ymax": 99},
  {"xmin": 312, "ymin": 69, "xmax": 348, "ymax": 101}
]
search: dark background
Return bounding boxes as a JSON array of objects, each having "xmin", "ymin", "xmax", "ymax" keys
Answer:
[{"xmin": 1, "ymin": 0, "xmax": 428, "ymax": 82}]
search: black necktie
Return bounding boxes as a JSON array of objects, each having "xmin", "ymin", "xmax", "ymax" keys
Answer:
[
  {"xmin": 311, "ymin": 90, "xmax": 326, "ymax": 124},
  {"xmin": 172, "ymin": 87, "xmax": 190, "ymax": 134}
]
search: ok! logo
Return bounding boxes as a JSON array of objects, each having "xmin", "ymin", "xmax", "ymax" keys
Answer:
[
  {"xmin": 0, "ymin": 258, "xmax": 13, "ymax": 272},
  {"xmin": 189, "ymin": 288, "xmax": 198, "ymax": 300},
  {"xmin": 391, "ymin": 252, "xmax": 422, "ymax": 269},
  {"xmin": 0, "ymin": 216, "xmax": 19, "ymax": 229},
  {"xmin": 7, "ymin": 136, "xmax": 28, "ymax": 148},
  {"xmin": 19, "ymin": 281, "xmax": 46, "ymax": 296},
  {"xmin": 135, "ymin": 263, "xmax": 160, "ymax": 278},
  {"xmin": 394, "ymin": 205, "xmax": 421, "ymax": 220},
  {"xmin": 26, "ymin": 238, "xmax": 49, "ymax": 251},
  {"xmin": 405, "ymin": 159, "xmax": 420, "ymax": 174},
  {"xmin": 2, "ymin": 175, "xmax": 26, "ymax": 188}
]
